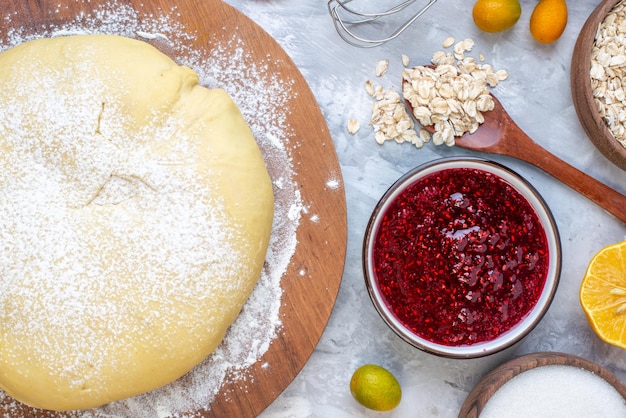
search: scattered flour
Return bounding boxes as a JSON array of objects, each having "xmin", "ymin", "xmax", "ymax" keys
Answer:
[
  {"xmin": 326, "ymin": 179, "xmax": 341, "ymax": 189},
  {"xmin": 0, "ymin": 2, "xmax": 303, "ymax": 417}
]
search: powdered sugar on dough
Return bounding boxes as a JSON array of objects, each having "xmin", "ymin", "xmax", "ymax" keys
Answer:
[{"xmin": 0, "ymin": 3, "xmax": 303, "ymax": 417}]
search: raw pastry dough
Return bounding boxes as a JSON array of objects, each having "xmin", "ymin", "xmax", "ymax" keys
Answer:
[{"xmin": 0, "ymin": 34, "xmax": 274, "ymax": 411}]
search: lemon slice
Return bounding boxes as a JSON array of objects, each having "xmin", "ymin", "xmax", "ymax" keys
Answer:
[{"xmin": 580, "ymin": 240, "xmax": 626, "ymax": 348}]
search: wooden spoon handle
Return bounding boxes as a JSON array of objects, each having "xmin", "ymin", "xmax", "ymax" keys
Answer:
[{"xmin": 505, "ymin": 125, "xmax": 626, "ymax": 223}]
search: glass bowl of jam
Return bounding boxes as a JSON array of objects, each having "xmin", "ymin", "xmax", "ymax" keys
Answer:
[{"xmin": 363, "ymin": 157, "xmax": 561, "ymax": 358}]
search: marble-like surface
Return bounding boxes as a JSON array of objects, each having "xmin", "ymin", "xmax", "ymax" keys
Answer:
[{"xmin": 221, "ymin": 0, "xmax": 626, "ymax": 416}]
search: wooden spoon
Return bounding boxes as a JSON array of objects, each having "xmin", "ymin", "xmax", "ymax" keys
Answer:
[{"xmin": 404, "ymin": 82, "xmax": 626, "ymax": 223}]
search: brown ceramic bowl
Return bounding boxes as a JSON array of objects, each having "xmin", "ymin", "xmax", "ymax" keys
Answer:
[
  {"xmin": 459, "ymin": 352, "xmax": 626, "ymax": 417},
  {"xmin": 571, "ymin": 0, "xmax": 626, "ymax": 171}
]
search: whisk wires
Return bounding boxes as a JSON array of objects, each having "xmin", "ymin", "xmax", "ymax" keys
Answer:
[{"xmin": 328, "ymin": 0, "xmax": 438, "ymax": 47}]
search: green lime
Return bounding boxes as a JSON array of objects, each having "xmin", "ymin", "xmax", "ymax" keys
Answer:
[{"xmin": 350, "ymin": 364, "xmax": 402, "ymax": 411}]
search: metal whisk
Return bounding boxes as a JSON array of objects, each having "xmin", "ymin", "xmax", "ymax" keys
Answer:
[{"xmin": 327, "ymin": 0, "xmax": 439, "ymax": 48}]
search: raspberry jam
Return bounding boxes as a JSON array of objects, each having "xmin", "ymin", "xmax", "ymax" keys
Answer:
[{"xmin": 371, "ymin": 166, "xmax": 549, "ymax": 347}]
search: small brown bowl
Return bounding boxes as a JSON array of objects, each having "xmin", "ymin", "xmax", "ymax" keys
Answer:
[
  {"xmin": 459, "ymin": 352, "xmax": 626, "ymax": 417},
  {"xmin": 571, "ymin": 0, "xmax": 626, "ymax": 171}
]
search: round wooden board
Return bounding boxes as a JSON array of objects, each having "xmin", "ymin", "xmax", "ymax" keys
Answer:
[{"xmin": 0, "ymin": 1, "xmax": 347, "ymax": 417}]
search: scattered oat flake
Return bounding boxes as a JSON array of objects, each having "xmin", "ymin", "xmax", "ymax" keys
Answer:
[
  {"xmin": 368, "ymin": 86, "xmax": 424, "ymax": 148},
  {"xmin": 347, "ymin": 118, "xmax": 360, "ymax": 134},
  {"xmin": 365, "ymin": 79, "xmax": 375, "ymax": 97},
  {"xmin": 375, "ymin": 59, "xmax": 389, "ymax": 77},
  {"xmin": 442, "ymin": 36, "xmax": 455, "ymax": 48},
  {"xmin": 402, "ymin": 54, "xmax": 410, "ymax": 67}
]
